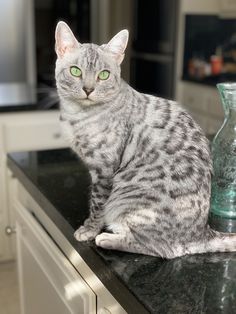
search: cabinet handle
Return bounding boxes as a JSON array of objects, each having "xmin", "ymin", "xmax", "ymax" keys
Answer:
[
  {"xmin": 53, "ymin": 132, "xmax": 62, "ymax": 139},
  {"xmin": 5, "ymin": 226, "xmax": 16, "ymax": 236}
]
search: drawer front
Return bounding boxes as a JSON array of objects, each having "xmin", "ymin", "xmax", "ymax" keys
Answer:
[
  {"xmin": 15, "ymin": 201, "xmax": 96, "ymax": 314},
  {"xmin": 4, "ymin": 122, "xmax": 67, "ymax": 152},
  {"xmin": 17, "ymin": 183, "xmax": 128, "ymax": 314}
]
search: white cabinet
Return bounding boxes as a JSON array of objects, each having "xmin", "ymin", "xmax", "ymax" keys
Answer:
[
  {"xmin": 11, "ymin": 182, "xmax": 127, "ymax": 314},
  {"xmin": 176, "ymin": 81, "xmax": 224, "ymax": 135},
  {"xmin": 15, "ymin": 201, "xmax": 96, "ymax": 314},
  {"xmin": 4, "ymin": 120, "xmax": 63, "ymax": 152},
  {"xmin": 2, "ymin": 111, "xmax": 67, "ymax": 152},
  {"xmin": 15, "ymin": 182, "xmax": 127, "ymax": 314},
  {"xmin": 0, "ymin": 110, "xmax": 68, "ymax": 262},
  {"xmin": 180, "ymin": 0, "xmax": 220, "ymax": 14},
  {"xmin": 219, "ymin": 0, "xmax": 236, "ymax": 15}
]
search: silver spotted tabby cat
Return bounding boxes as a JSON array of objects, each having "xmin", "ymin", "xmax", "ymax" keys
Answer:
[{"xmin": 55, "ymin": 22, "xmax": 236, "ymax": 259}]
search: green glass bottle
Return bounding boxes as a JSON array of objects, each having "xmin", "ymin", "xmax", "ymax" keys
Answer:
[{"xmin": 209, "ymin": 83, "xmax": 236, "ymax": 233}]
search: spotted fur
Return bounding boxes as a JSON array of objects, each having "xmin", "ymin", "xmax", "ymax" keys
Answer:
[{"xmin": 55, "ymin": 22, "xmax": 236, "ymax": 259}]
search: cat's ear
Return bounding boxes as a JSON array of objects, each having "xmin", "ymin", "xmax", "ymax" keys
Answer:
[
  {"xmin": 55, "ymin": 21, "xmax": 81, "ymax": 58},
  {"xmin": 102, "ymin": 29, "xmax": 129, "ymax": 65}
]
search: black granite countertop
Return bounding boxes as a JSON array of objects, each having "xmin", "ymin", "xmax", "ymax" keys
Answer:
[{"xmin": 7, "ymin": 148, "xmax": 236, "ymax": 314}]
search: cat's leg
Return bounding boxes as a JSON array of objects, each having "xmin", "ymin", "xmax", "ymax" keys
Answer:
[
  {"xmin": 95, "ymin": 228, "xmax": 160, "ymax": 256},
  {"xmin": 74, "ymin": 179, "xmax": 111, "ymax": 241},
  {"xmin": 74, "ymin": 199, "xmax": 103, "ymax": 241},
  {"xmin": 95, "ymin": 229, "xmax": 183, "ymax": 258}
]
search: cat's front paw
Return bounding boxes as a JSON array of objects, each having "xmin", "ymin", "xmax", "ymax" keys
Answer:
[{"xmin": 74, "ymin": 225, "xmax": 100, "ymax": 241}]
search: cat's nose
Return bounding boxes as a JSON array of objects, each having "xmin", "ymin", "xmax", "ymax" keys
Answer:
[{"xmin": 83, "ymin": 87, "xmax": 94, "ymax": 96}]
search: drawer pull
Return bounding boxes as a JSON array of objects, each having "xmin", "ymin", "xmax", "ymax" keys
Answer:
[{"xmin": 5, "ymin": 226, "xmax": 16, "ymax": 236}]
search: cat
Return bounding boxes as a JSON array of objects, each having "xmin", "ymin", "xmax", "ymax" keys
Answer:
[{"xmin": 55, "ymin": 21, "xmax": 236, "ymax": 259}]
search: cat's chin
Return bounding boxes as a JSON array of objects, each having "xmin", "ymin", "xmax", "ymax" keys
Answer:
[
  {"xmin": 79, "ymin": 96, "xmax": 108, "ymax": 107},
  {"xmin": 79, "ymin": 98, "xmax": 96, "ymax": 107}
]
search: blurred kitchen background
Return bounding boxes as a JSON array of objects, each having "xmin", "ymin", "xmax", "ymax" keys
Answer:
[
  {"xmin": 2, "ymin": 0, "xmax": 236, "ymax": 132},
  {"xmin": 2, "ymin": 0, "xmax": 236, "ymax": 261},
  {"xmin": 1, "ymin": 1, "xmax": 236, "ymax": 313},
  {"xmin": 1, "ymin": 0, "xmax": 236, "ymax": 232}
]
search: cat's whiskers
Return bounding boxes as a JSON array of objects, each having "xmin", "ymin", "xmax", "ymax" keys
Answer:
[{"xmin": 36, "ymin": 86, "xmax": 60, "ymax": 108}]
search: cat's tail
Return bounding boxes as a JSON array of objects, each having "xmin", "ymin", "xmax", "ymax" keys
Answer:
[{"xmin": 183, "ymin": 227, "xmax": 236, "ymax": 257}]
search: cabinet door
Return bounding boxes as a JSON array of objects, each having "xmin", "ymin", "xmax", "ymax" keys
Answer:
[
  {"xmin": 15, "ymin": 201, "xmax": 96, "ymax": 314},
  {"xmin": 0, "ymin": 164, "xmax": 13, "ymax": 261},
  {"xmin": 4, "ymin": 120, "xmax": 67, "ymax": 152},
  {"xmin": 1, "ymin": 112, "xmax": 67, "ymax": 261}
]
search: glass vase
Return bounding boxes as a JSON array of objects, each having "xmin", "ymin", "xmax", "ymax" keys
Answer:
[{"xmin": 209, "ymin": 82, "xmax": 236, "ymax": 233}]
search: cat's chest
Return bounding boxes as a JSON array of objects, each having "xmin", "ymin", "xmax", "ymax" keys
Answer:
[{"xmin": 61, "ymin": 117, "xmax": 120, "ymax": 159}]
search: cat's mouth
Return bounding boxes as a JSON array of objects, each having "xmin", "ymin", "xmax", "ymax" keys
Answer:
[{"xmin": 80, "ymin": 97, "xmax": 95, "ymax": 105}]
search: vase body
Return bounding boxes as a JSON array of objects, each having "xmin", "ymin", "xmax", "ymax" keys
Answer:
[{"xmin": 209, "ymin": 83, "xmax": 236, "ymax": 233}]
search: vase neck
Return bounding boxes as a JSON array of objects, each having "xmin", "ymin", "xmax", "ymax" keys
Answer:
[
  {"xmin": 218, "ymin": 83, "xmax": 236, "ymax": 117},
  {"xmin": 223, "ymin": 104, "xmax": 236, "ymax": 127},
  {"xmin": 227, "ymin": 106, "xmax": 236, "ymax": 120}
]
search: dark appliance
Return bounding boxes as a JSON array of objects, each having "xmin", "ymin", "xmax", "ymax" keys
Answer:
[
  {"xmin": 130, "ymin": 0, "xmax": 179, "ymax": 99},
  {"xmin": 0, "ymin": 0, "xmax": 90, "ymax": 108},
  {"xmin": 34, "ymin": 0, "xmax": 90, "ymax": 108}
]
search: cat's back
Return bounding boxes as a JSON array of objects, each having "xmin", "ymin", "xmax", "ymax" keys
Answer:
[
  {"xmin": 131, "ymin": 90, "xmax": 207, "ymax": 147},
  {"xmin": 126, "ymin": 89, "xmax": 212, "ymax": 175}
]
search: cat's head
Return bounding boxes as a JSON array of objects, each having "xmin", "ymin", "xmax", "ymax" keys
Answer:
[{"xmin": 55, "ymin": 21, "xmax": 128, "ymax": 108}]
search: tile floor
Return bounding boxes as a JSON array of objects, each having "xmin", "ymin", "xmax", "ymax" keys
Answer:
[{"xmin": 0, "ymin": 261, "xmax": 20, "ymax": 314}]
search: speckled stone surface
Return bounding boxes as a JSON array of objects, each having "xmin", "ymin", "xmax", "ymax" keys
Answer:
[{"xmin": 8, "ymin": 148, "xmax": 236, "ymax": 314}]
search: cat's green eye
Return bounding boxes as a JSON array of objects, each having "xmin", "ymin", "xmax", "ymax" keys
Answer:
[
  {"xmin": 98, "ymin": 70, "xmax": 110, "ymax": 80},
  {"xmin": 70, "ymin": 66, "xmax": 82, "ymax": 77}
]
